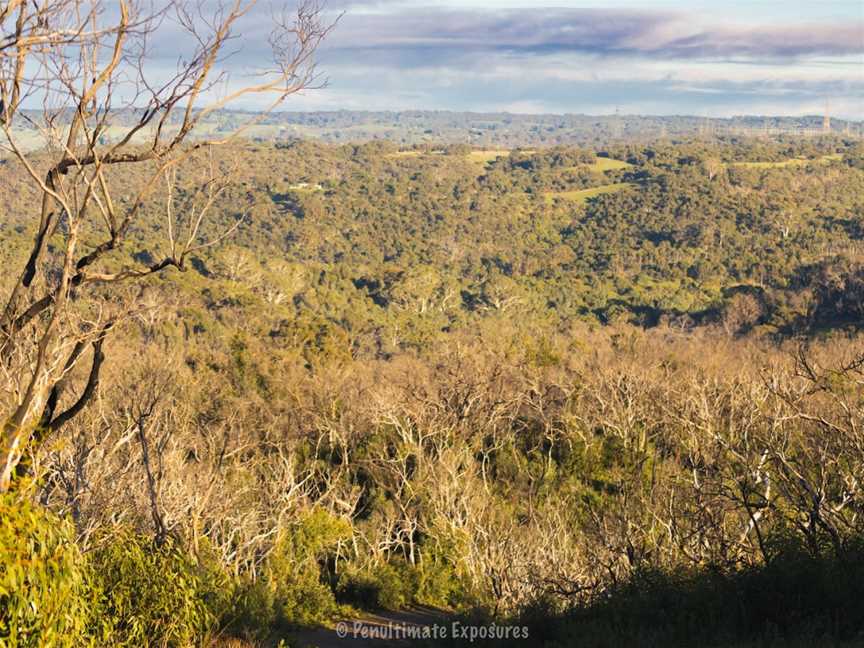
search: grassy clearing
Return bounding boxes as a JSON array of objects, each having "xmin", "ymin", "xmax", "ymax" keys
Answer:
[
  {"xmin": 729, "ymin": 154, "xmax": 842, "ymax": 169},
  {"xmin": 467, "ymin": 149, "xmax": 510, "ymax": 165},
  {"xmin": 545, "ymin": 182, "xmax": 633, "ymax": 206},
  {"xmin": 385, "ymin": 150, "xmax": 424, "ymax": 159},
  {"xmin": 562, "ymin": 157, "xmax": 632, "ymax": 174},
  {"xmin": 288, "ymin": 183, "xmax": 324, "ymax": 193},
  {"xmin": 589, "ymin": 157, "xmax": 632, "ymax": 172}
]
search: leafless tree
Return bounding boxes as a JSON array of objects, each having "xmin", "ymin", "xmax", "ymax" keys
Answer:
[{"xmin": 0, "ymin": 0, "xmax": 335, "ymax": 491}]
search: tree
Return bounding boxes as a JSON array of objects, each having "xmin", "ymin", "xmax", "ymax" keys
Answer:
[
  {"xmin": 703, "ymin": 157, "xmax": 725, "ymax": 181},
  {"xmin": 0, "ymin": 0, "xmax": 334, "ymax": 491}
]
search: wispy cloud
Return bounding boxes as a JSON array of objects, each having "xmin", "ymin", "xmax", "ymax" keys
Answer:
[
  {"xmin": 325, "ymin": 8, "xmax": 863, "ymax": 60},
  {"xmin": 152, "ymin": 1, "xmax": 864, "ymax": 117}
]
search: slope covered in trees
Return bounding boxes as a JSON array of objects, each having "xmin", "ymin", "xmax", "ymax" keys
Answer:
[
  {"xmin": 2, "ymin": 135, "xmax": 864, "ymax": 646},
  {"xmin": 5, "ymin": 135, "xmax": 860, "ymax": 363}
]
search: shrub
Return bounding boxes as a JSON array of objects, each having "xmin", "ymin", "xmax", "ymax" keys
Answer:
[
  {"xmin": 222, "ymin": 578, "xmax": 276, "ymax": 642},
  {"xmin": 0, "ymin": 494, "xmax": 91, "ymax": 648},
  {"xmin": 337, "ymin": 562, "xmax": 418, "ymax": 611},
  {"xmin": 414, "ymin": 558, "xmax": 469, "ymax": 610},
  {"xmin": 264, "ymin": 509, "xmax": 352, "ymax": 628},
  {"xmin": 414, "ymin": 535, "xmax": 474, "ymax": 610},
  {"xmin": 88, "ymin": 528, "xmax": 220, "ymax": 647},
  {"xmin": 524, "ymin": 547, "xmax": 864, "ymax": 647},
  {"xmin": 336, "ymin": 568, "xmax": 383, "ymax": 609}
]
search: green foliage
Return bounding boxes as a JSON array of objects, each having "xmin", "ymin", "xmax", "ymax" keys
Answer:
[
  {"xmin": 5, "ymin": 136, "xmax": 861, "ymax": 364},
  {"xmin": 0, "ymin": 494, "xmax": 91, "ymax": 648},
  {"xmin": 414, "ymin": 559, "xmax": 467, "ymax": 609},
  {"xmin": 338, "ymin": 562, "xmax": 418, "ymax": 610},
  {"xmin": 222, "ymin": 578, "xmax": 276, "ymax": 642},
  {"xmin": 264, "ymin": 509, "xmax": 352, "ymax": 627},
  {"xmin": 524, "ymin": 547, "xmax": 864, "ymax": 647},
  {"xmin": 337, "ymin": 551, "xmax": 471, "ymax": 612},
  {"xmin": 0, "ymin": 500, "xmax": 232, "ymax": 647},
  {"xmin": 87, "ymin": 529, "xmax": 220, "ymax": 647}
]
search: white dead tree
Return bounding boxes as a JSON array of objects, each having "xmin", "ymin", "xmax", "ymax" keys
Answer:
[{"xmin": 0, "ymin": 0, "xmax": 335, "ymax": 491}]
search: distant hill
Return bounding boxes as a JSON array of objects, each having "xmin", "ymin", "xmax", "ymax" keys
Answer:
[
  {"xmin": 3, "ymin": 136, "xmax": 862, "ymax": 352},
  {"xmin": 7, "ymin": 109, "xmax": 863, "ymax": 152}
]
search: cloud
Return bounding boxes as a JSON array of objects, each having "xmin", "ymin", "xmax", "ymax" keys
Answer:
[
  {"xmin": 125, "ymin": 2, "xmax": 864, "ymax": 117},
  {"xmin": 325, "ymin": 8, "xmax": 864, "ymax": 60},
  {"xmin": 295, "ymin": 56, "xmax": 864, "ymax": 115},
  {"xmin": 149, "ymin": 6, "xmax": 861, "ymax": 67}
]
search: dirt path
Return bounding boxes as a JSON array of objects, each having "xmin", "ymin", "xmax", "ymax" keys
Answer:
[{"xmin": 286, "ymin": 607, "xmax": 450, "ymax": 648}]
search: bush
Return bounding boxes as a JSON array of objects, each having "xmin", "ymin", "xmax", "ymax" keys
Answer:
[
  {"xmin": 337, "ymin": 562, "xmax": 419, "ymax": 611},
  {"xmin": 414, "ymin": 537, "xmax": 474, "ymax": 610},
  {"xmin": 336, "ymin": 546, "xmax": 473, "ymax": 612},
  {"xmin": 524, "ymin": 547, "xmax": 864, "ymax": 647},
  {"xmin": 222, "ymin": 578, "xmax": 276, "ymax": 642},
  {"xmin": 264, "ymin": 509, "xmax": 352, "ymax": 628},
  {"xmin": 88, "ymin": 529, "xmax": 221, "ymax": 647},
  {"xmin": 0, "ymin": 494, "xmax": 91, "ymax": 648}
]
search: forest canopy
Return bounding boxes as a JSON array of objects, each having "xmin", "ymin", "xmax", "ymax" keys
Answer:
[{"xmin": 2, "ymin": 133, "xmax": 864, "ymax": 646}]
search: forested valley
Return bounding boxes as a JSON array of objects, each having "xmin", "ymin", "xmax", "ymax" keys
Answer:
[{"xmin": 3, "ymin": 132, "xmax": 864, "ymax": 646}]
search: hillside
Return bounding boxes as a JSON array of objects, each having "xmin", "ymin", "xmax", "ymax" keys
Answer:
[
  {"xmin": 5, "ymin": 110, "xmax": 863, "ymax": 153},
  {"xmin": 3, "ymin": 135, "xmax": 864, "ymax": 647},
  {"xmin": 4, "ymin": 0, "xmax": 864, "ymax": 645},
  {"xmin": 3, "ymin": 136, "xmax": 861, "ymax": 364}
]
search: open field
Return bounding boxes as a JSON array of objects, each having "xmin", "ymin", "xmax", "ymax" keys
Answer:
[
  {"xmin": 545, "ymin": 181, "xmax": 634, "ymax": 205},
  {"xmin": 288, "ymin": 183, "xmax": 324, "ymax": 193},
  {"xmin": 385, "ymin": 150, "xmax": 424, "ymax": 159},
  {"xmin": 587, "ymin": 157, "xmax": 632, "ymax": 172},
  {"xmin": 729, "ymin": 153, "xmax": 843, "ymax": 169},
  {"xmin": 466, "ymin": 149, "xmax": 511, "ymax": 165}
]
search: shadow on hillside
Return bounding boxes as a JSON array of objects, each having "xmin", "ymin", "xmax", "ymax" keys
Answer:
[
  {"xmin": 285, "ymin": 606, "xmax": 450, "ymax": 648},
  {"xmin": 279, "ymin": 548, "xmax": 864, "ymax": 648},
  {"xmin": 515, "ymin": 546, "xmax": 864, "ymax": 648}
]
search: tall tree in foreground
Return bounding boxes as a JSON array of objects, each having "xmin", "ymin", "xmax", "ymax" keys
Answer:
[{"xmin": 0, "ymin": 0, "xmax": 334, "ymax": 491}]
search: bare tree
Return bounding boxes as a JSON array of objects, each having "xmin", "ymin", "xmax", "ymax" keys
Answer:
[{"xmin": 0, "ymin": 0, "xmax": 335, "ymax": 491}]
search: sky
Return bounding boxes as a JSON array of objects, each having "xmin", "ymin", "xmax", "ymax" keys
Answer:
[{"xmin": 185, "ymin": 0, "xmax": 864, "ymax": 117}]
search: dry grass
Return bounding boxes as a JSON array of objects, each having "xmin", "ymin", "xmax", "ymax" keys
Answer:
[
  {"xmin": 466, "ymin": 149, "xmax": 510, "ymax": 165},
  {"xmin": 288, "ymin": 182, "xmax": 324, "ymax": 193},
  {"xmin": 729, "ymin": 154, "xmax": 842, "ymax": 169},
  {"xmin": 385, "ymin": 150, "xmax": 424, "ymax": 159},
  {"xmin": 545, "ymin": 182, "xmax": 633, "ymax": 205},
  {"xmin": 588, "ymin": 157, "xmax": 632, "ymax": 172}
]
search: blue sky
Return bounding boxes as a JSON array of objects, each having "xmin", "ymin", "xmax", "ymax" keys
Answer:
[{"xmin": 199, "ymin": 0, "xmax": 864, "ymax": 117}]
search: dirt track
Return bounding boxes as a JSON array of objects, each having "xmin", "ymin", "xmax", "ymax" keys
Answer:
[{"xmin": 286, "ymin": 607, "xmax": 449, "ymax": 648}]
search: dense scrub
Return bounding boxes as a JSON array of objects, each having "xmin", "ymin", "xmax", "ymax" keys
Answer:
[
  {"xmin": 2, "ymin": 324, "xmax": 860, "ymax": 645},
  {"xmin": 521, "ymin": 548, "xmax": 864, "ymax": 647},
  {"xmin": 2, "ymin": 136, "xmax": 864, "ymax": 646},
  {"xmin": 2, "ymin": 137, "xmax": 863, "ymax": 361}
]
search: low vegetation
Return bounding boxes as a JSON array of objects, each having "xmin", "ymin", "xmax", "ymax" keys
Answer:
[
  {"xmin": 544, "ymin": 181, "xmax": 633, "ymax": 205},
  {"xmin": 2, "ymin": 132, "xmax": 863, "ymax": 645},
  {"xmin": 1, "ymin": 5, "xmax": 863, "ymax": 646},
  {"xmin": 727, "ymin": 153, "xmax": 843, "ymax": 169}
]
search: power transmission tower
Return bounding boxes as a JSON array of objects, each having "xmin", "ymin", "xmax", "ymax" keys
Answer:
[
  {"xmin": 612, "ymin": 106, "xmax": 622, "ymax": 140},
  {"xmin": 823, "ymin": 100, "xmax": 831, "ymax": 133}
]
